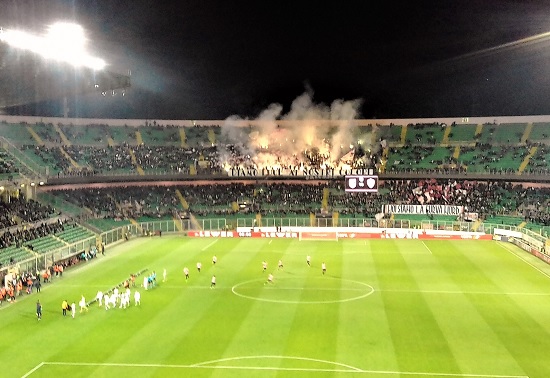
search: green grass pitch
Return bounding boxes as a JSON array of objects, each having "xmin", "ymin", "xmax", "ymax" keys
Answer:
[{"xmin": 2, "ymin": 236, "xmax": 550, "ymax": 378}]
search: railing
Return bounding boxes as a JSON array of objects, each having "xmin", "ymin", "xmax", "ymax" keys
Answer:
[
  {"xmin": 0, "ymin": 136, "xmax": 48, "ymax": 178},
  {"xmin": 236, "ymin": 217, "xmax": 486, "ymax": 232},
  {"xmin": 0, "ymin": 236, "xmax": 96, "ymax": 277}
]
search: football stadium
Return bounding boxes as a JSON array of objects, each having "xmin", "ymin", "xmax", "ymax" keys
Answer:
[{"xmin": 1, "ymin": 14, "xmax": 550, "ymax": 378}]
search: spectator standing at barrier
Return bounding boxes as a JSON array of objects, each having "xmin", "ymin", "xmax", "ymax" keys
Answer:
[{"xmin": 36, "ymin": 300, "xmax": 42, "ymax": 321}]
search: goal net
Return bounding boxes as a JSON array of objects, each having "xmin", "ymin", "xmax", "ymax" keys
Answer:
[{"xmin": 298, "ymin": 231, "xmax": 338, "ymax": 241}]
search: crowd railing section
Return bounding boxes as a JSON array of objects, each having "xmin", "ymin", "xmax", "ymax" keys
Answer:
[
  {"xmin": 1, "ymin": 235, "xmax": 96, "ymax": 278},
  {"xmin": 2, "ymin": 217, "xmax": 548, "ymax": 279},
  {"xmin": 0, "ymin": 136, "xmax": 48, "ymax": 178}
]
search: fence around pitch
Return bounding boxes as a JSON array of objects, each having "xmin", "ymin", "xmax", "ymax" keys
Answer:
[
  {"xmin": 3, "ymin": 217, "xmax": 549, "ymax": 278},
  {"xmin": 235, "ymin": 217, "xmax": 487, "ymax": 232}
]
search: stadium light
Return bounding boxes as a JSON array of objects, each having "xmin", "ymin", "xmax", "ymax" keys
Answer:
[{"xmin": 0, "ymin": 22, "xmax": 106, "ymax": 70}]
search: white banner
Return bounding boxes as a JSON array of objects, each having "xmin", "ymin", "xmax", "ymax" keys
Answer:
[{"xmin": 383, "ymin": 204, "xmax": 464, "ymax": 216}]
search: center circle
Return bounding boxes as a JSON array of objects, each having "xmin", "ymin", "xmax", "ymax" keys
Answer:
[{"xmin": 231, "ymin": 277, "xmax": 375, "ymax": 304}]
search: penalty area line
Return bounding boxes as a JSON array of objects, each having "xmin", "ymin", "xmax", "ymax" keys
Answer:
[
  {"xmin": 201, "ymin": 239, "xmax": 219, "ymax": 251},
  {"xmin": 34, "ymin": 361, "xmax": 529, "ymax": 377},
  {"xmin": 21, "ymin": 362, "xmax": 44, "ymax": 378}
]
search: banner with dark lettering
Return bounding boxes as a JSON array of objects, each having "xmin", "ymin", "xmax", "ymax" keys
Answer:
[
  {"xmin": 226, "ymin": 167, "xmax": 374, "ymax": 178},
  {"xmin": 383, "ymin": 204, "xmax": 464, "ymax": 216}
]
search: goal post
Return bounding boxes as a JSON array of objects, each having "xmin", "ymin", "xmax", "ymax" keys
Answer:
[{"xmin": 299, "ymin": 231, "xmax": 338, "ymax": 241}]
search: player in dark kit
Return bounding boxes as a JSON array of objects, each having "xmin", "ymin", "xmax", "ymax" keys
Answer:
[{"xmin": 36, "ymin": 300, "xmax": 42, "ymax": 320}]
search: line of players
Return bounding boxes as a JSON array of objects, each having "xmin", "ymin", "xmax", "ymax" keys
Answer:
[
  {"xmin": 36, "ymin": 254, "xmax": 328, "ymax": 320},
  {"xmin": 35, "ymin": 271, "xmax": 155, "ymax": 320},
  {"xmin": 95, "ymin": 286, "xmax": 141, "ymax": 310}
]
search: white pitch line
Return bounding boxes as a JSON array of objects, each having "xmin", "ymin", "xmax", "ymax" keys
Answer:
[
  {"xmin": 36, "ymin": 361, "xmax": 530, "ymax": 378},
  {"xmin": 422, "ymin": 241, "xmax": 433, "ymax": 254},
  {"xmin": 497, "ymin": 242, "xmax": 550, "ymax": 280},
  {"xmin": 201, "ymin": 239, "xmax": 219, "ymax": 251},
  {"xmin": 191, "ymin": 355, "xmax": 362, "ymax": 371},
  {"xmin": 21, "ymin": 362, "xmax": 44, "ymax": 378}
]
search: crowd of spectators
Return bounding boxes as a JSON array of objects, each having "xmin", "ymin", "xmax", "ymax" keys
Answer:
[
  {"xmin": 0, "ymin": 151, "xmax": 18, "ymax": 176},
  {"xmin": 0, "ymin": 179, "xmax": 549, "ymax": 272},
  {"xmin": 25, "ymin": 139, "xmax": 532, "ymax": 178},
  {"xmin": 0, "ymin": 219, "xmax": 64, "ymax": 249},
  {"xmin": 42, "ymin": 179, "xmax": 550, "ymax": 227},
  {"xmin": 0, "ymin": 196, "xmax": 55, "ymax": 229}
]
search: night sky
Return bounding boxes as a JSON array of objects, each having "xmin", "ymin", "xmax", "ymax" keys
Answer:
[{"xmin": 2, "ymin": 0, "xmax": 550, "ymax": 120}]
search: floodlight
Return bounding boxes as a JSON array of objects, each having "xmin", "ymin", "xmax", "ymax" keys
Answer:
[{"xmin": 0, "ymin": 22, "xmax": 106, "ymax": 70}]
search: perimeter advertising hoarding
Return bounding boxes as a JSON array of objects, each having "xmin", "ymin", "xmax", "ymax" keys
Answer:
[{"xmin": 345, "ymin": 175, "xmax": 379, "ymax": 193}]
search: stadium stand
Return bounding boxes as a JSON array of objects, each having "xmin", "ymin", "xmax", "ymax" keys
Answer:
[{"xmin": 1, "ymin": 118, "xmax": 550, "ymax": 269}]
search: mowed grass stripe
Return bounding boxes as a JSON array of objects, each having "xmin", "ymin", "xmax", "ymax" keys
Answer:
[
  {"xmin": 460, "ymin": 243, "xmax": 550, "ymax": 378},
  {"xmin": 411, "ymin": 241, "xmax": 525, "ymax": 376},
  {"xmin": 373, "ymin": 239, "xmax": 462, "ymax": 374},
  {"xmin": 5, "ymin": 236, "xmax": 550, "ymax": 377},
  {"xmin": 280, "ymin": 240, "xmax": 343, "ymax": 368},
  {"xmin": 165, "ymin": 238, "xmax": 269, "ymax": 367},
  {"xmin": 336, "ymin": 239, "xmax": 399, "ymax": 371},
  {"xmin": 206, "ymin": 242, "xmax": 305, "ymax": 377}
]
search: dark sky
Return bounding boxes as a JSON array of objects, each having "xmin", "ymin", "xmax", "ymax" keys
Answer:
[{"xmin": 2, "ymin": 0, "xmax": 550, "ymax": 120}]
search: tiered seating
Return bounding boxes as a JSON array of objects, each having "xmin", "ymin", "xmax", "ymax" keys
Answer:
[
  {"xmin": 86, "ymin": 218, "xmax": 131, "ymax": 232},
  {"xmin": 32, "ymin": 123, "xmax": 62, "ymax": 143},
  {"xmin": 386, "ymin": 146, "xmax": 454, "ymax": 171},
  {"xmin": 0, "ymin": 149, "xmax": 20, "ymax": 180},
  {"xmin": 484, "ymin": 215, "xmax": 524, "ymax": 227},
  {"xmin": 21, "ymin": 145, "xmax": 65, "ymax": 175},
  {"xmin": 447, "ymin": 124, "xmax": 478, "ymax": 143},
  {"xmin": 0, "ymin": 120, "xmax": 549, "ymax": 177},
  {"xmin": 376, "ymin": 123, "xmax": 403, "ymax": 144},
  {"xmin": 109, "ymin": 125, "xmax": 138, "ymax": 145},
  {"xmin": 137, "ymin": 125, "xmax": 181, "ymax": 146},
  {"xmin": 24, "ymin": 235, "xmax": 66, "ymax": 253},
  {"xmin": 477, "ymin": 123, "xmax": 526, "ymax": 144},
  {"xmin": 405, "ymin": 123, "xmax": 446, "ymax": 145},
  {"xmin": 0, "ymin": 245, "xmax": 34, "ymax": 266},
  {"xmin": 529, "ymin": 123, "xmax": 550, "ymax": 142},
  {"xmin": 55, "ymin": 224, "xmax": 96, "ymax": 244}
]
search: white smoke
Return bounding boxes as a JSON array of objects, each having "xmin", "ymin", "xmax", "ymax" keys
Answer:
[{"xmin": 221, "ymin": 87, "xmax": 368, "ymax": 172}]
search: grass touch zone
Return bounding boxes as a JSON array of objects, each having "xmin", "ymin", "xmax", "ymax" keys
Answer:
[{"xmin": 2, "ymin": 236, "xmax": 550, "ymax": 378}]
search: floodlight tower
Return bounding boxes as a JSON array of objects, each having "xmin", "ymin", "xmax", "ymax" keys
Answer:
[{"xmin": 0, "ymin": 22, "xmax": 130, "ymax": 116}]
